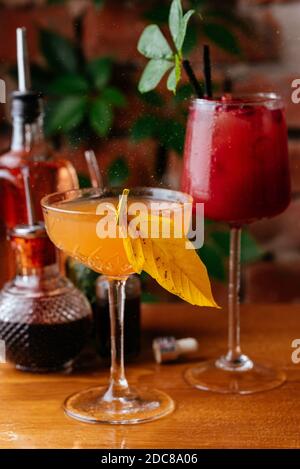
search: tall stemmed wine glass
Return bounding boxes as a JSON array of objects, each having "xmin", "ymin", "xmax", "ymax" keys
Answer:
[{"xmin": 182, "ymin": 93, "xmax": 291, "ymax": 394}]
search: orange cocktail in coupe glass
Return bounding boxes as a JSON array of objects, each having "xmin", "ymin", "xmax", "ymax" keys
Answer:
[{"xmin": 42, "ymin": 186, "xmax": 216, "ymax": 424}]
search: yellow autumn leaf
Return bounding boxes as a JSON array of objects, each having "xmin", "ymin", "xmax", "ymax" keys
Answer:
[{"xmin": 123, "ymin": 214, "xmax": 218, "ymax": 308}]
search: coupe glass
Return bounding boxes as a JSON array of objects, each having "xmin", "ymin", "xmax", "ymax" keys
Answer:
[
  {"xmin": 42, "ymin": 187, "xmax": 191, "ymax": 423},
  {"xmin": 182, "ymin": 93, "xmax": 291, "ymax": 394}
]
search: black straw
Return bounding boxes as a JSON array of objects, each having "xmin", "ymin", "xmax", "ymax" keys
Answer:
[
  {"xmin": 203, "ymin": 44, "xmax": 212, "ymax": 98},
  {"xmin": 182, "ymin": 59, "xmax": 203, "ymax": 98}
]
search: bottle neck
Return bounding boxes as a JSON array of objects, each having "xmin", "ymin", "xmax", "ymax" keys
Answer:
[
  {"xmin": 11, "ymin": 232, "xmax": 58, "ymax": 277},
  {"xmin": 15, "ymin": 262, "xmax": 59, "ymax": 279},
  {"xmin": 13, "ymin": 262, "xmax": 68, "ymax": 296},
  {"xmin": 11, "ymin": 115, "xmax": 46, "ymax": 154}
]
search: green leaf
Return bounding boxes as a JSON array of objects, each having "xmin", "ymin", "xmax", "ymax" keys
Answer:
[
  {"xmin": 169, "ymin": 0, "xmax": 194, "ymax": 51},
  {"xmin": 48, "ymin": 74, "xmax": 89, "ymax": 95},
  {"xmin": 131, "ymin": 115, "xmax": 159, "ymax": 141},
  {"xmin": 139, "ymin": 90, "xmax": 164, "ymax": 107},
  {"xmin": 202, "ymin": 22, "xmax": 240, "ymax": 55},
  {"xmin": 241, "ymin": 231, "xmax": 263, "ymax": 264},
  {"xmin": 66, "ymin": 122, "xmax": 93, "ymax": 148},
  {"xmin": 93, "ymin": 0, "xmax": 105, "ymax": 7},
  {"xmin": 90, "ymin": 99, "xmax": 113, "ymax": 137},
  {"xmin": 138, "ymin": 25, "xmax": 173, "ymax": 59},
  {"xmin": 210, "ymin": 229, "xmax": 263, "ymax": 263},
  {"xmin": 198, "ymin": 244, "xmax": 226, "ymax": 282},
  {"xmin": 177, "ymin": 9, "xmax": 194, "ymax": 51},
  {"xmin": 173, "ymin": 83, "xmax": 193, "ymax": 103},
  {"xmin": 167, "ymin": 67, "xmax": 177, "ymax": 93},
  {"xmin": 141, "ymin": 291, "xmax": 159, "ymax": 303},
  {"xmin": 29, "ymin": 64, "xmax": 54, "ymax": 94},
  {"xmin": 108, "ymin": 156, "xmax": 129, "ymax": 186},
  {"xmin": 39, "ymin": 29, "xmax": 78, "ymax": 73},
  {"xmin": 87, "ymin": 57, "xmax": 112, "ymax": 90},
  {"xmin": 205, "ymin": 9, "xmax": 253, "ymax": 35},
  {"xmin": 45, "ymin": 96, "xmax": 86, "ymax": 134},
  {"xmin": 67, "ymin": 259, "xmax": 99, "ymax": 304},
  {"xmin": 102, "ymin": 86, "xmax": 127, "ymax": 107},
  {"xmin": 182, "ymin": 21, "xmax": 198, "ymax": 55},
  {"xmin": 138, "ymin": 59, "xmax": 173, "ymax": 93},
  {"xmin": 158, "ymin": 119, "xmax": 185, "ymax": 154},
  {"xmin": 169, "ymin": 0, "xmax": 183, "ymax": 50},
  {"xmin": 190, "ymin": 0, "xmax": 206, "ymax": 7},
  {"xmin": 210, "ymin": 230, "xmax": 230, "ymax": 256},
  {"xmin": 78, "ymin": 173, "xmax": 91, "ymax": 189}
]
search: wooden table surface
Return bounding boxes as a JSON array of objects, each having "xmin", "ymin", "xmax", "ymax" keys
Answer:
[{"xmin": 0, "ymin": 303, "xmax": 300, "ymax": 449}]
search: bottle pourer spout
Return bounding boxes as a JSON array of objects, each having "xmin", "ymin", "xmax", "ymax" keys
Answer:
[{"xmin": 17, "ymin": 27, "xmax": 31, "ymax": 92}]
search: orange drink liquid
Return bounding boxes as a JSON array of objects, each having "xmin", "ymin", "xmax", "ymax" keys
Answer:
[{"xmin": 43, "ymin": 196, "xmax": 186, "ymax": 278}]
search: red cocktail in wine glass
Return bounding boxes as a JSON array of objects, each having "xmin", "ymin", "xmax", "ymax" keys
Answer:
[{"xmin": 182, "ymin": 93, "xmax": 291, "ymax": 394}]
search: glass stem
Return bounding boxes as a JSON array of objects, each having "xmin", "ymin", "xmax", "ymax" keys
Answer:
[
  {"xmin": 226, "ymin": 227, "xmax": 242, "ymax": 364},
  {"xmin": 104, "ymin": 278, "xmax": 130, "ymax": 401}
]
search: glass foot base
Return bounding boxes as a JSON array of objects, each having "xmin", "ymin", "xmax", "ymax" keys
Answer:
[
  {"xmin": 185, "ymin": 357, "xmax": 286, "ymax": 394},
  {"xmin": 64, "ymin": 386, "xmax": 175, "ymax": 424}
]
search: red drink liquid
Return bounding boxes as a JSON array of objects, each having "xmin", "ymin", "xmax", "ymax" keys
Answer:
[{"xmin": 182, "ymin": 95, "xmax": 291, "ymax": 225}]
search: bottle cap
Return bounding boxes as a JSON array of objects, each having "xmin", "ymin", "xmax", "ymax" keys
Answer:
[
  {"xmin": 11, "ymin": 91, "xmax": 43, "ymax": 123},
  {"xmin": 176, "ymin": 338, "xmax": 199, "ymax": 354},
  {"xmin": 153, "ymin": 336, "xmax": 199, "ymax": 364},
  {"xmin": 153, "ymin": 336, "xmax": 177, "ymax": 364}
]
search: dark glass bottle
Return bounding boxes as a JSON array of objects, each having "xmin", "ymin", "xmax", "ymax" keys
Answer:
[
  {"xmin": 0, "ymin": 223, "xmax": 92, "ymax": 372},
  {"xmin": 94, "ymin": 275, "xmax": 141, "ymax": 360}
]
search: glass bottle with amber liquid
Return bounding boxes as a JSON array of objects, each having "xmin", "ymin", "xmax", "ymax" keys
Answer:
[
  {"xmin": 0, "ymin": 28, "xmax": 78, "ymax": 287},
  {"xmin": 0, "ymin": 168, "xmax": 92, "ymax": 372}
]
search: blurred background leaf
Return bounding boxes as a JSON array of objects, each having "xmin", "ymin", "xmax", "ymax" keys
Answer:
[
  {"xmin": 107, "ymin": 157, "xmax": 129, "ymax": 187},
  {"xmin": 40, "ymin": 29, "xmax": 78, "ymax": 73}
]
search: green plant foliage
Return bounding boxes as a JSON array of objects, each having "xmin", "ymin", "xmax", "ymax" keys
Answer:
[
  {"xmin": 198, "ymin": 244, "xmax": 226, "ymax": 282},
  {"xmin": 182, "ymin": 22, "xmax": 198, "ymax": 55},
  {"xmin": 202, "ymin": 22, "xmax": 241, "ymax": 56},
  {"xmin": 131, "ymin": 115, "xmax": 160, "ymax": 141},
  {"xmin": 86, "ymin": 57, "xmax": 112, "ymax": 90},
  {"xmin": 241, "ymin": 231, "xmax": 263, "ymax": 264},
  {"xmin": 107, "ymin": 157, "xmax": 130, "ymax": 186},
  {"xmin": 67, "ymin": 259, "xmax": 99, "ymax": 305},
  {"xmin": 173, "ymin": 83, "xmax": 194, "ymax": 103},
  {"xmin": 138, "ymin": 25, "xmax": 173, "ymax": 60},
  {"xmin": 102, "ymin": 87, "xmax": 127, "ymax": 107},
  {"xmin": 90, "ymin": 99, "xmax": 113, "ymax": 137},
  {"xmin": 138, "ymin": 59, "xmax": 173, "ymax": 94},
  {"xmin": 138, "ymin": 0, "xmax": 245, "ymax": 93},
  {"xmin": 138, "ymin": 0, "xmax": 194, "ymax": 93},
  {"xmin": 131, "ymin": 115, "xmax": 185, "ymax": 155},
  {"xmin": 139, "ymin": 90, "xmax": 164, "ymax": 107},
  {"xmin": 158, "ymin": 119, "xmax": 185, "ymax": 154},
  {"xmin": 34, "ymin": 29, "xmax": 125, "ymax": 141},
  {"xmin": 48, "ymin": 74, "xmax": 89, "ymax": 94},
  {"xmin": 45, "ymin": 96, "xmax": 87, "ymax": 134},
  {"xmin": 40, "ymin": 29, "xmax": 78, "ymax": 73},
  {"xmin": 78, "ymin": 173, "xmax": 91, "ymax": 188},
  {"xmin": 210, "ymin": 229, "xmax": 263, "ymax": 264}
]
